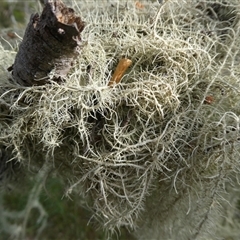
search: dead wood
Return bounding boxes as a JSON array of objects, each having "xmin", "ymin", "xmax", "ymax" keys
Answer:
[{"xmin": 8, "ymin": 0, "xmax": 85, "ymax": 86}]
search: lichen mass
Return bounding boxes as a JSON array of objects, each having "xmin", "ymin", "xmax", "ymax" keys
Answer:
[{"xmin": 0, "ymin": 1, "xmax": 240, "ymax": 239}]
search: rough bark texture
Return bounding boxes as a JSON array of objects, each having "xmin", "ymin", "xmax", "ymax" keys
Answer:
[{"xmin": 8, "ymin": 0, "xmax": 85, "ymax": 86}]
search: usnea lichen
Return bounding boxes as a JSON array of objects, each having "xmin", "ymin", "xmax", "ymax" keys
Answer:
[{"xmin": 0, "ymin": 0, "xmax": 240, "ymax": 239}]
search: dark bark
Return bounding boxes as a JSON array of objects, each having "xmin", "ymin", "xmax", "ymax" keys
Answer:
[{"xmin": 8, "ymin": 0, "xmax": 85, "ymax": 86}]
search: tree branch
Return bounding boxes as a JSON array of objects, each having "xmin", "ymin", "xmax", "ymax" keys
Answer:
[{"xmin": 8, "ymin": 0, "xmax": 85, "ymax": 86}]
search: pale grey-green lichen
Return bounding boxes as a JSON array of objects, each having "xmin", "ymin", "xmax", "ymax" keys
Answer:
[{"xmin": 0, "ymin": 0, "xmax": 240, "ymax": 239}]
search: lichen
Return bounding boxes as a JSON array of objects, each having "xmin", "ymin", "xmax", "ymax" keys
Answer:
[{"xmin": 0, "ymin": 0, "xmax": 240, "ymax": 239}]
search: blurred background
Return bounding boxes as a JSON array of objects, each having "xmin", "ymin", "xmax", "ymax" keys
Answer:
[{"xmin": 0, "ymin": 0, "xmax": 38, "ymax": 50}]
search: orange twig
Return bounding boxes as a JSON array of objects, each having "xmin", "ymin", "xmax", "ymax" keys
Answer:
[
  {"xmin": 204, "ymin": 95, "xmax": 214, "ymax": 104},
  {"xmin": 135, "ymin": 1, "xmax": 144, "ymax": 9},
  {"xmin": 108, "ymin": 58, "xmax": 132, "ymax": 86}
]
